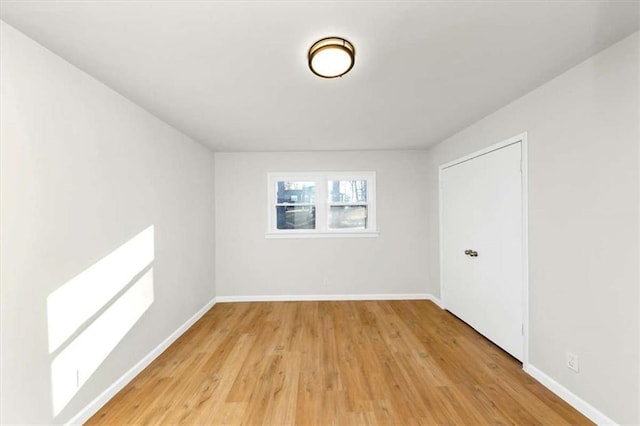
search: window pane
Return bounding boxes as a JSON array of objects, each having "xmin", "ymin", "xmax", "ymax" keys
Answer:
[
  {"xmin": 276, "ymin": 206, "xmax": 316, "ymax": 229},
  {"xmin": 277, "ymin": 181, "xmax": 315, "ymax": 203},
  {"xmin": 328, "ymin": 180, "xmax": 367, "ymax": 203},
  {"xmin": 328, "ymin": 206, "xmax": 367, "ymax": 229}
]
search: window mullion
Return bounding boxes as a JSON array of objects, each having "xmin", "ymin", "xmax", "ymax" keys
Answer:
[{"xmin": 312, "ymin": 176, "xmax": 325, "ymax": 232}]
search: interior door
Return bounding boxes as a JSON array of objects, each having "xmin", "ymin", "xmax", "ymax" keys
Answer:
[{"xmin": 441, "ymin": 142, "xmax": 523, "ymax": 360}]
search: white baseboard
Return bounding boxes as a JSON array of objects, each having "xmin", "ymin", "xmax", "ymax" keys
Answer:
[
  {"xmin": 523, "ymin": 364, "xmax": 617, "ymax": 426},
  {"xmin": 424, "ymin": 294, "xmax": 444, "ymax": 308},
  {"xmin": 215, "ymin": 293, "xmax": 439, "ymax": 303},
  {"xmin": 66, "ymin": 297, "xmax": 217, "ymax": 425}
]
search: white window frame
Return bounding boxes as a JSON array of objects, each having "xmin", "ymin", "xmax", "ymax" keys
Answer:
[{"xmin": 266, "ymin": 171, "xmax": 378, "ymax": 239}]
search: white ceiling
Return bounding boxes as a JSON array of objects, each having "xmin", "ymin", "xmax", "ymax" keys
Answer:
[{"xmin": 1, "ymin": 1, "xmax": 638, "ymax": 151}]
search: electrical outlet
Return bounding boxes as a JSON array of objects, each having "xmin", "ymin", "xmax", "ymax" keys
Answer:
[{"xmin": 566, "ymin": 352, "xmax": 579, "ymax": 373}]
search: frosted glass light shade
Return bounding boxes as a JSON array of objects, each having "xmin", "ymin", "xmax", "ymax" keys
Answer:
[{"xmin": 308, "ymin": 37, "xmax": 355, "ymax": 78}]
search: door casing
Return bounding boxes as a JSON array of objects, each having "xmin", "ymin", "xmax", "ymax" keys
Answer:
[{"xmin": 438, "ymin": 132, "xmax": 529, "ymax": 366}]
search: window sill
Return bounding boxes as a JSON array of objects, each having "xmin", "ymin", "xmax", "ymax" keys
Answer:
[{"xmin": 265, "ymin": 231, "xmax": 379, "ymax": 239}]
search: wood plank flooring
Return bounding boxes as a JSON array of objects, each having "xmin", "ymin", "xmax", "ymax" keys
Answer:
[{"xmin": 87, "ymin": 301, "xmax": 591, "ymax": 425}]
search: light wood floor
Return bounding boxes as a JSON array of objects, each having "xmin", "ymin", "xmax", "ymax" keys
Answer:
[{"xmin": 88, "ymin": 301, "xmax": 591, "ymax": 425}]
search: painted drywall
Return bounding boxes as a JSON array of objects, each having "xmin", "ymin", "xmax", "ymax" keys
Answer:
[
  {"xmin": 0, "ymin": 22, "xmax": 216, "ymax": 424},
  {"xmin": 215, "ymin": 151, "xmax": 429, "ymax": 298},
  {"xmin": 425, "ymin": 32, "xmax": 639, "ymax": 424}
]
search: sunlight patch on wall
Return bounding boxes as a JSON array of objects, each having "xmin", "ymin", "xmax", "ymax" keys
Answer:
[
  {"xmin": 48, "ymin": 226, "xmax": 155, "ymax": 416},
  {"xmin": 47, "ymin": 226, "xmax": 154, "ymax": 353},
  {"xmin": 51, "ymin": 269, "xmax": 154, "ymax": 415}
]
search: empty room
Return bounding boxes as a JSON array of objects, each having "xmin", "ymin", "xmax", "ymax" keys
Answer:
[{"xmin": 1, "ymin": 1, "xmax": 639, "ymax": 425}]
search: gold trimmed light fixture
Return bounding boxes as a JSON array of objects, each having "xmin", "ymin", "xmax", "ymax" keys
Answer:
[{"xmin": 308, "ymin": 37, "xmax": 355, "ymax": 79}]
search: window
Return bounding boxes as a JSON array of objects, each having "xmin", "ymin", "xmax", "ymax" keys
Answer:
[
  {"xmin": 267, "ymin": 172, "xmax": 377, "ymax": 238},
  {"xmin": 275, "ymin": 181, "xmax": 316, "ymax": 230}
]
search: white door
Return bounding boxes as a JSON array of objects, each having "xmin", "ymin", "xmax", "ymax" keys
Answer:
[{"xmin": 441, "ymin": 141, "xmax": 523, "ymax": 360}]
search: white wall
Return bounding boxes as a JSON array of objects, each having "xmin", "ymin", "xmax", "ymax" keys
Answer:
[
  {"xmin": 425, "ymin": 32, "xmax": 639, "ymax": 424},
  {"xmin": 0, "ymin": 22, "xmax": 216, "ymax": 424},
  {"xmin": 215, "ymin": 151, "xmax": 429, "ymax": 298}
]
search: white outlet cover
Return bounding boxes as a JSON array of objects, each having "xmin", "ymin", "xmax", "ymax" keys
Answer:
[{"xmin": 566, "ymin": 352, "xmax": 580, "ymax": 373}]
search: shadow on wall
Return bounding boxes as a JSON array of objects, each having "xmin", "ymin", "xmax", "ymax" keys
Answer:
[{"xmin": 47, "ymin": 226, "xmax": 155, "ymax": 417}]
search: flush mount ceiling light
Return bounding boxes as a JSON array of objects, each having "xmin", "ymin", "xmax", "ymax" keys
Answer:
[{"xmin": 308, "ymin": 37, "xmax": 355, "ymax": 79}]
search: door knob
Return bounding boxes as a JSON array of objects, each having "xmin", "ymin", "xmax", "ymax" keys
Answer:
[{"xmin": 464, "ymin": 249, "xmax": 478, "ymax": 257}]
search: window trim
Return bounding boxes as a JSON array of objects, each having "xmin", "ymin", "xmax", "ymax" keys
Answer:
[{"xmin": 266, "ymin": 171, "xmax": 378, "ymax": 238}]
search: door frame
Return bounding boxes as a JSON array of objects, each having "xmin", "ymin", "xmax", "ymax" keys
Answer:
[{"xmin": 438, "ymin": 132, "xmax": 529, "ymax": 366}]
